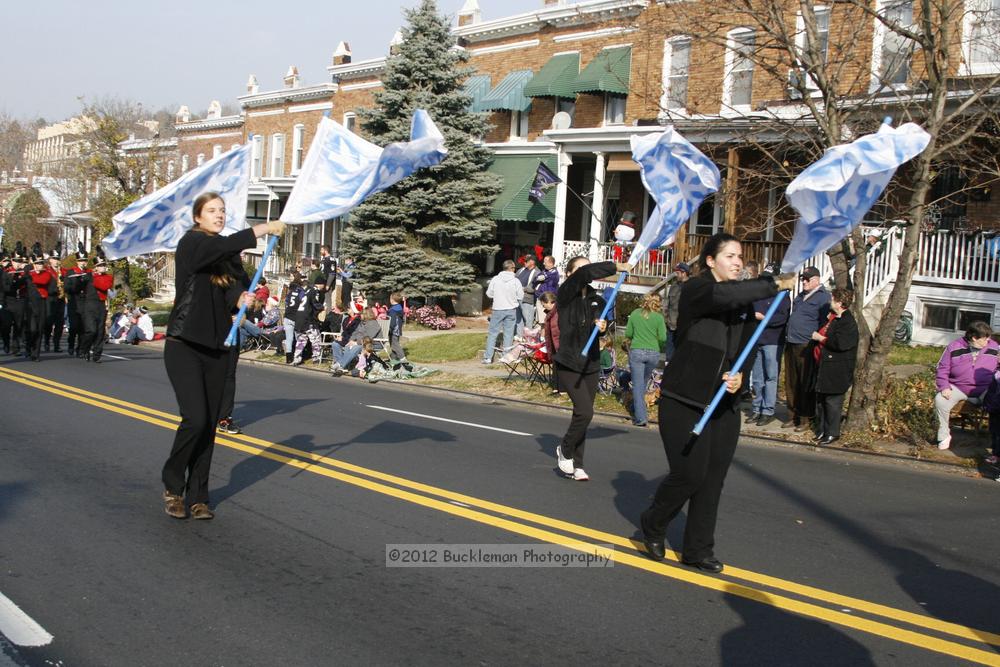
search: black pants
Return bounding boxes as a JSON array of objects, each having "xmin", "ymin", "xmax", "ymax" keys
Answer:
[
  {"xmin": 556, "ymin": 363, "xmax": 599, "ymax": 468},
  {"xmin": 815, "ymin": 392, "xmax": 846, "ymax": 438},
  {"xmin": 340, "ymin": 279, "xmax": 352, "ymax": 310},
  {"xmin": 219, "ymin": 346, "xmax": 239, "ymax": 420},
  {"xmin": 1, "ymin": 299, "xmax": 24, "ymax": 353},
  {"xmin": 44, "ymin": 298, "xmax": 65, "ymax": 350},
  {"xmin": 783, "ymin": 343, "xmax": 816, "ymax": 421},
  {"xmin": 66, "ymin": 302, "xmax": 83, "ymax": 353},
  {"xmin": 24, "ymin": 299, "xmax": 46, "ymax": 360},
  {"xmin": 162, "ymin": 338, "xmax": 229, "ymax": 504},
  {"xmin": 80, "ymin": 302, "xmax": 107, "ymax": 360},
  {"xmin": 641, "ymin": 396, "xmax": 741, "ymax": 561}
]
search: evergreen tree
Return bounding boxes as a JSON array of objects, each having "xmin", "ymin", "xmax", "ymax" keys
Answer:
[{"xmin": 341, "ymin": 0, "xmax": 501, "ymax": 298}]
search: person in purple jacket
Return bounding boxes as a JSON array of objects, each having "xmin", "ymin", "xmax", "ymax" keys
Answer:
[
  {"xmin": 935, "ymin": 320, "xmax": 999, "ymax": 450},
  {"xmin": 533, "ymin": 255, "xmax": 561, "ymax": 323}
]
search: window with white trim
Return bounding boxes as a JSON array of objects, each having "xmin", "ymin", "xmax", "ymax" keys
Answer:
[
  {"xmin": 196, "ymin": 154, "xmax": 205, "ymax": 167},
  {"xmin": 723, "ymin": 29, "xmax": 756, "ymax": 110},
  {"xmin": 661, "ymin": 36, "xmax": 691, "ymax": 111},
  {"xmin": 251, "ymin": 135, "xmax": 264, "ymax": 180},
  {"xmin": 964, "ymin": 0, "xmax": 1000, "ymax": 74},
  {"xmin": 270, "ymin": 134, "xmax": 285, "ymax": 177},
  {"xmin": 212, "ymin": 144, "xmax": 222, "ymax": 159},
  {"xmin": 510, "ymin": 109, "xmax": 530, "ymax": 138},
  {"xmin": 181, "ymin": 155, "xmax": 189, "ymax": 173},
  {"xmin": 794, "ymin": 7, "xmax": 830, "ymax": 89},
  {"xmin": 343, "ymin": 112, "xmax": 357, "ymax": 133},
  {"xmin": 166, "ymin": 160, "xmax": 175, "ymax": 181},
  {"xmin": 923, "ymin": 302, "xmax": 992, "ymax": 331},
  {"xmin": 603, "ymin": 94, "xmax": 626, "ymax": 126},
  {"xmin": 292, "ymin": 124, "xmax": 305, "ymax": 174},
  {"xmin": 554, "ymin": 98, "xmax": 575, "ymax": 126},
  {"xmin": 872, "ymin": 0, "xmax": 915, "ymax": 88}
]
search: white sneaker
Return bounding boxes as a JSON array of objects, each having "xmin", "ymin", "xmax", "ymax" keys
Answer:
[
  {"xmin": 573, "ymin": 468, "xmax": 590, "ymax": 481},
  {"xmin": 938, "ymin": 436, "xmax": 952, "ymax": 450},
  {"xmin": 556, "ymin": 446, "xmax": 574, "ymax": 475}
]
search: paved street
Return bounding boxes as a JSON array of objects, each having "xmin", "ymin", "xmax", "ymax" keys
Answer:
[{"xmin": 1, "ymin": 347, "xmax": 999, "ymax": 666}]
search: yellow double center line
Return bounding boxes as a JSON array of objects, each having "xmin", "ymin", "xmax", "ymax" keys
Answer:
[{"xmin": 2, "ymin": 365, "xmax": 999, "ymax": 665}]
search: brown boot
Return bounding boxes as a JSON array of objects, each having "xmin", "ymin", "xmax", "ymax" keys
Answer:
[
  {"xmin": 190, "ymin": 503, "xmax": 215, "ymax": 520},
  {"xmin": 164, "ymin": 491, "xmax": 186, "ymax": 519}
]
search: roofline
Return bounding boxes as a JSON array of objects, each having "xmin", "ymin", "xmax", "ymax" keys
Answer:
[
  {"xmin": 238, "ymin": 83, "xmax": 339, "ymax": 108},
  {"xmin": 175, "ymin": 115, "xmax": 244, "ymax": 132}
]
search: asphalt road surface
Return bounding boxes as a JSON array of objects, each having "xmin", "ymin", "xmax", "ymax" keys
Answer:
[{"xmin": 1, "ymin": 346, "xmax": 999, "ymax": 666}]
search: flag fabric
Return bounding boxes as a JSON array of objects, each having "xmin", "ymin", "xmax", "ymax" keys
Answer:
[
  {"xmin": 280, "ymin": 109, "xmax": 447, "ymax": 224},
  {"xmin": 528, "ymin": 161, "xmax": 561, "ymax": 203},
  {"xmin": 781, "ymin": 121, "xmax": 930, "ymax": 273},
  {"xmin": 628, "ymin": 127, "xmax": 721, "ymax": 266},
  {"xmin": 103, "ymin": 144, "xmax": 251, "ymax": 259}
]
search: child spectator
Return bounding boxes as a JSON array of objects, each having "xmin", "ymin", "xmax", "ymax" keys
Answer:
[
  {"xmin": 292, "ymin": 275, "xmax": 327, "ymax": 366},
  {"xmin": 387, "ymin": 292, "xmax": 412, "ymax": 371},
  {"xmin": 353, "ymin": 337, "xmax": 391, "ymax": 379}
]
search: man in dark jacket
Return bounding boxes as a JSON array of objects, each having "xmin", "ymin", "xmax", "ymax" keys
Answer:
[
  {"xmin": 782, "ymin": 266, "xmax": 831, "ymax": 431},
  {"xmin": 319, "ymin": 245, "xmax": 337, "ymax": 313},
  {"xmin": 749, "ymin": 292, "xmax": 790, "ymax": 426},
  {"xmin": 515, "ymin": 257, "xmax": 540, "ymax": 334},
  {"xmin": 663, "ymin": 262, "xmax": 690, "ymax": 362}
]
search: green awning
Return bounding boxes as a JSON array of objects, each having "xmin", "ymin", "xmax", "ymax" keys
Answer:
[
  {"xmin": 572, "ymin": 46, "xmax": 632, "ymax": 95},
  {"xmin": 487, "ymin": 155, "xmax": 557, "ymax": 223},
  {"xmin": 463, "ymin": 74, "xmax": 492, "ymax": 112},
  {"xmin": 524, "ymin": 53, "xmax": 580, "ymax": 99},
  {"xmin": 479, "ymin": 70, "xmax": 534, "ymax": 112}
]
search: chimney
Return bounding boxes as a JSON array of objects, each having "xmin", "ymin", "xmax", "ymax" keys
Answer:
[
  {"xmin": 175, "ymin": 105, "xmax": 191, "ymax": 123},
  {"xmin": 207, "ymin": 100, "xmax": 222, "ymax": 119},
  {"xmin": 284, "ymin": 65, "xmax": 300, "ymax": 89},
  {"xmin": 389, "ymin": 30, "xmax": 403, "ymax": 56},
  {"xmin": 333, "ymin": 41, "xmax": 352, "ymax": 66},
  {"xmin": 543, "ymin": 0, "xmax": 564, "ymax": 6},
  {"xmin": 457, "ymin": 0, "xmax": 481, "ymax": 26},
  {"xmin": 247, "ymin": 74, "xmax": 259, "ymax": 94}
]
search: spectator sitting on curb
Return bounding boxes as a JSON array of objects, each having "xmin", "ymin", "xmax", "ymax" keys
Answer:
[
  {"xmin": 934, "ymin": 320, "xmax": 999, "ymax": 450},
  {"xmin": 330, "ymin": 309, "xmax": 382, "ymax": 375},
  {"xmin": 125, "ymin": 306, "xmax": 155, "ymax": 345}
]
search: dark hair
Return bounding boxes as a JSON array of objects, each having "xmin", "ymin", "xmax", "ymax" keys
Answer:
[
  {"xmin": 537, "ymin": 291, "xmax": 557, "ymax": 305},
  {"xmin": 566, "ymin": 255, "xmax": 589, "ymax": 275},
  {"xmin": 192, "ymin": 191, "xmax": 223, "ymax": 224},
  {"xmin": 966, "ymin": 320, "xmax": 992, "ymax": 340},
  {"xmin": 289, "ymin": 270, "xmax": 304, "ymax": 287},
  {"xmin": 698, "ymin": 233, "xmax": 740, "ymax": 272},
  {"xmin": 831, "ymin": 288, "xmax": 854, "ymax": 309}
]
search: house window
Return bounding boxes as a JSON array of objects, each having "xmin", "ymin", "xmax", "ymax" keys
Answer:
[
  {"xmin": 965, "ymin": 0, "xmax": 1000, "ymax": 73},
  {"xmin": 196, "ymin": 154, "xmax": 205, "ymax": 167},
  {"xmin": 510, "ymin": 109, "xmax": 530, "ymax": 139},
  {"xmin": 271, "ymin": 134, "xmax": 285, "ymax": 177},
  {"xmin": 251, "ymin": 135, "xmax": 264, "ymax": 180},
  {"xmin": 603, "ymin": 95, "xmax": 626, "ymax": 125},
  {"xmin": 555, "ymin": 98, "xmax": 576, "ymax": 125},
  {"xmin": 166, "ymin": 160, "xmax": 175, "ymax": 181},
  {"xmin": 303, "ymin": 221, "xmax": 322, "ymax": 258},
  {"xmin": 212, "ymin": 144, "xmax": 222, "ymax": 159},
  {"xmin": 181, "ymin": 155, "xmax": 189, "ymax": 173},
  {"xmin": 661, "ymin": 36, "xmax": 691, "ymax": 111},
  {"xmin": 873, "ymin": 0, "xmax": 915, "ymax": 87},
  {"xmin": 343, "ymin": 112, "xmax": 357, "ymax": 133},
  {"xmin": 795, "ymin": 7, "xmax": 830, "ymax": 88},
  {"xmin": 692, "ymin": 193, "xmax": 725, "ymax": 236},
  {"xmin": 724, "ymin": 29, "xmax": 756, "ymax": 110},
  {"xmin": 292, "ymin": 124, "xmax": 305, "ymax": 174},
  {"xmin": 923, "ymin": 303, "xmax": 992, "ymax": 331}
]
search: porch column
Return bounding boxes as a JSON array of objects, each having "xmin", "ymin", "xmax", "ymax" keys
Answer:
[
  {"xmin": 724, "ymin": 148, "xmax": 739, "ymax": 234},
  {"xmin": 588, "ymin": 151, "xmax": 606, "ymax": 260},
  {"xmin": 552, "ymin": 149, "xmax": 571, "ymax": 264}
]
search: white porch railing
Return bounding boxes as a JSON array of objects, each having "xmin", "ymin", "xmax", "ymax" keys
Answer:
[
  {"xmin": 558, "ymin": 241, "xmax": 674, "ymax": 280},
  {"xmin": 917, "ymin": 232, "xmax": 1000, "ymax": 285},
  {"xmin": 147, "ymin": 253, "xmax": 175, "ymax": 296}
]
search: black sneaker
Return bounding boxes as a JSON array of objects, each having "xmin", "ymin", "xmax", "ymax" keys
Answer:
[
  {"xmin": 217, "ymin": 418, "xmax": 241, "ymax": 435},
  {"xmin": 756, "ymin": 414, "xmax": 776, "ymax": 427}
]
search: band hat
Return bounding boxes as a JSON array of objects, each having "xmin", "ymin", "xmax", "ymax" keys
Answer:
[{"xmin": 93, "ymin": 257, "xmax": 108, "ymax": 267}]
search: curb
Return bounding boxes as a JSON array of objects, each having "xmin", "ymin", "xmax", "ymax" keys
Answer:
[{"xmin": 238, "ymin": 354, "xmax": 985, "ymax": 475}]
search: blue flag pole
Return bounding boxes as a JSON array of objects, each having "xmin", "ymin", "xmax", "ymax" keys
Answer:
[
  {"xmin": 580, "ymin": 271, "xmax": 628, "ymax": 357},
  {"xmin": 224, "ymin": 233, "xmax": 279, "ymax": 348},
  {"xmin": 691, "ymin": 290, "xmax": 790, "ymax": 436}
]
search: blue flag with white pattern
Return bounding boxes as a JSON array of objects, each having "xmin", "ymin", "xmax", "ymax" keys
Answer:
[
  {"xmin": 781, "ymin": 121, "xmax": 930, "ymax": 273},
  {"xmin": 280, "ymin": 109, "xmax": 447, "ymax": 224},
  {"xmin": 628, "ymin": 127, "xmax": 721, "ymax": 266},
  {"xmin": 103, "ymin": 144, "xmax": 251, "ymax": 259}
]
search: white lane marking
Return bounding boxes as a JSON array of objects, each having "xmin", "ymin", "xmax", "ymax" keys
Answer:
[
  {"xmin": 366, "ymin": 405, "xmax": 533, "ymax": 436},
  {"xmin": 0, "ymin": 591, "xmax": 53, "ymax": 647},
  {"xmin": 100, "ymin": 354, "xmax": 129, "ymax": 361}
]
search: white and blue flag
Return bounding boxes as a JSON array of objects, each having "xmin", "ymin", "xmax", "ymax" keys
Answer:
[
  {"xmin": 781, "ymin": 121, "xmax": 930, "ymax": 272},
  {"xmin": 628, "ymin": 127, "xmax": 721, "ymax": 265},
  {"xmin": 103, "ymin": 144, "xmax": 251, "ymax": 259},
  {"xmin": 280, "ymin": 109, "xmax": 447, "ymax": 224}
]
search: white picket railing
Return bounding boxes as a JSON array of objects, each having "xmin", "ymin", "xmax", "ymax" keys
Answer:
[
  {"xmin": 558, "ymin": 241, "xmax": 674, "ymax": 279},
  {"xmin": 917, "ymin": 232, "xmax": 1000, "ymax": 285}
]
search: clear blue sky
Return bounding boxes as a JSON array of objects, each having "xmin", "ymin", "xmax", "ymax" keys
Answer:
[{"xmin": 1, "ymin": 0, "xmax": 548, "ymax": 122}]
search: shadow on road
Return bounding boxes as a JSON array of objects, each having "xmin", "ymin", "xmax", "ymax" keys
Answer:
[
  {"xmin": 212, "ymin": 420, "xmax": 458, "ymax": 506},
  {"xmin": 0, "ymin": 481, "xmax": 30, "ymax": 525},
  {"xmin": 720, "ymin": 587, "xmax": 875, "ymax": 666},
  {"xmin": 232, "ymin": 397, "xmax": 330, "ymax": 428},
  {"xmin": 733, "ymin": 459, "xmax": 1000, "ymax": 651}
]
